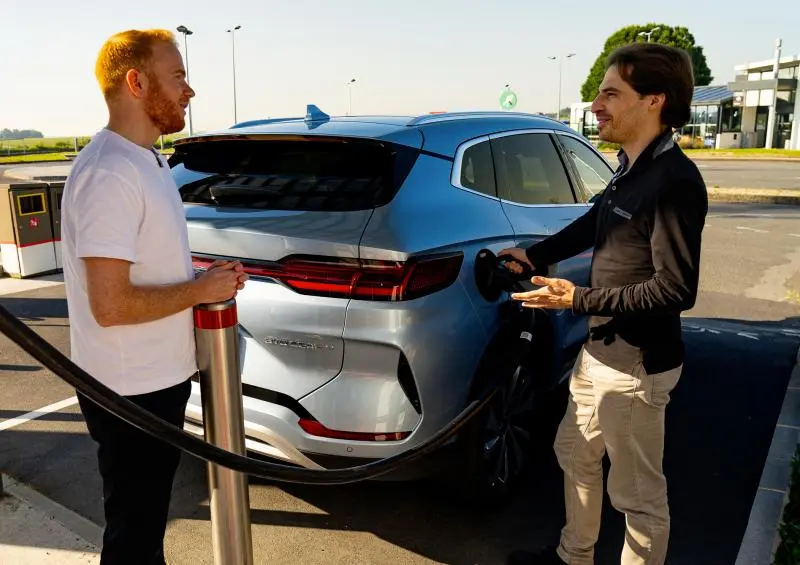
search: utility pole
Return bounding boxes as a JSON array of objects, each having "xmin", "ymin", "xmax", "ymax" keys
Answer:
[
  {"xmin": 177, "ymin": 25, "xmax": 194, "ymax": 135},
  {"xmin": 765, "ymin": 38, "xmax": 782, "ymax": 149},
  {"xmin": 548, "ymin": 54, "xmax": 575, "ymax": 121},
  {"xmin": 347, "ymin": 78, "xmax": 356, "ymax": 116},
  {"xmin": 226, "ymin": 26, "xmax": 242, "ymax": 124}
]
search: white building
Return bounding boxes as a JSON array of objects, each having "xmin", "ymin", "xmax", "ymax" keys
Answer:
[
  {"xmin": 727, "ymin": 53, "xmax": 799, "ymax": 149},
  {"xmin": 569, "ymin": 51, "xmax": 800, "ymax": 150}
]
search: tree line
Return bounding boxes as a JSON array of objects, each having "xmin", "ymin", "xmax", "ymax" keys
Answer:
[{"xmin": 1, "ymin": 129, "xmax": 44, "ymax": 140}]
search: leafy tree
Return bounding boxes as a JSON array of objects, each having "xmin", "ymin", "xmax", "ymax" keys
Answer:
[
  {"xmin": 580, "ymin": 24, "xmax": 713, "ymax": 102},
  {"xmin": 0, "ymin": 128, "xmax": 44, "ymax": 139}
]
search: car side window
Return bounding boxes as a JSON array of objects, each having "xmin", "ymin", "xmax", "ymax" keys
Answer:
[
  {"xmin": 458, "ymin": 140, "xmax": 496, "ymax": 197},
  {"xmin": 557, "ymin": 134, "xmax": 614, "ymax": 202},
  {"xmin": 490, "ymin": 133, "xmax": 575, "ymax": 205}
]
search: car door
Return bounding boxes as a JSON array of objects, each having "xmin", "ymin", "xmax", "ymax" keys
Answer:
[
  {"xmin": 449, "ymin": 135, "xmax": 521, "ymax": 337},
  {"xmin": 488, "ymin": 130, "xmax": 593, "ymax": 374},
  {"xmin": 489, "ymin": 130, "xmax": 590, "ymax": 285}
]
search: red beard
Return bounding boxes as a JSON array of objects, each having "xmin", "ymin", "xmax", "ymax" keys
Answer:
[{"xmin": 144, "ymin": 75, "xmax": 186, "ymax": 135}]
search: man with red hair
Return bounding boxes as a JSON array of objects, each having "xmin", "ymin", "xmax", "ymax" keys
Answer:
[{"xmin": 62, "ymin": 29, "xmax": 246, "ymax": 564}]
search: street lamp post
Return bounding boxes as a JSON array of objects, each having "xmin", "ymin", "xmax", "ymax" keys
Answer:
[
  {"xmin": 176, "ymin": 25, "xmax": 194, "ymax": 135},
  {"xmin": 638, "ymin": 27, "xmax": 660, "ymax": 42},
  {"xmin": 347, "ymin": 79, "xmax": 356, "ymax": 116},
  {"xmin": 765, "ymin": 37, "xmax": 782, "ymax": 149},
  {"xmin": 226, "ymin": 25, "xmax": 242, "ymax": 124},
  {"xmin": 548, "ymin": 53, "xmax": 575, "ymax": 122}
]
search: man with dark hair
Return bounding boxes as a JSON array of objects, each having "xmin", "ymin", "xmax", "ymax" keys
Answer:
[{"xmin": 501, "ymin": 43, "xmax": 707, "ymax": 565}]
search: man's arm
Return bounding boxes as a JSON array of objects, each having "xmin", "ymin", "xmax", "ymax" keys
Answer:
[
  {"xmin": 525, "ymin": 195, "xmax": 601, "ymax": 268},
  {"xmin": 84, "ymin": 258, "xmax": 244, "ymax": 327},
  {"xmin": 572, "ymin": 178, "xmax": 707, "ymax": 316},
  {"xmin": 70, "ymin": 167, "xmax": 243, "ymax": 327},
  {"xmin": 85, "ymin": 258, "xmax": 198, "ymax": 327}
]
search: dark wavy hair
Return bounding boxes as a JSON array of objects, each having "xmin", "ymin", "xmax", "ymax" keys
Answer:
[{"xmin": 607, "ymin": 43, "xmax": 694, "ymax": 128}]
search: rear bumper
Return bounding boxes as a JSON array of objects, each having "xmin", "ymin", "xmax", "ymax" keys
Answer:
[{"xmin": 184, "ymin": 379, "xmax": 426, "ymax": 463}]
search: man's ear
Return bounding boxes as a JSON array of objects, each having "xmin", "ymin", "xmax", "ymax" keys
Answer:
[
  {"xmin": 124, "ymin": 69, "xmax": 147, "ymax": 99},
  {"xmin": 648, "ymin": 93, "xmax": 666, "ymax": 114}
]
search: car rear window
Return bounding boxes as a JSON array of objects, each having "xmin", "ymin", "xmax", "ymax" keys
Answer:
[{"xmin": 170, "ymin": 138, "xmax": 419, "ymax": 211}]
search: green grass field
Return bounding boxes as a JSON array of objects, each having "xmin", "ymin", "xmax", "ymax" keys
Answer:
[
  {"xmin": 0, "ymin": 148, "xmax": 174, "ymax": 165},
  {"xmin": 0, "ymin": 134, "xmax": 185, "ymax": 151},
  {"xmin": 0, "ymin": 137, "xmax": 82, "ymax": 149},
  {"xmin": 0, "ymin": 135, "xmax": 183, "ymax": 164},
  {"xmin": 0, "ymin": 153, "xmax": 75, "ymax": 164}
]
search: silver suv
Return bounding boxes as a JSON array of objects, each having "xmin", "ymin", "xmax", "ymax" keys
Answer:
[{"xmin": 170, "ymin": 107, "xmax": 613, "ymax": 504}]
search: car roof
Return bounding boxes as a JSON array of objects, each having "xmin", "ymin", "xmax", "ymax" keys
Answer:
[{"xmin": 175, "ymin": 105, "xmax": 577, "ymax": 157}]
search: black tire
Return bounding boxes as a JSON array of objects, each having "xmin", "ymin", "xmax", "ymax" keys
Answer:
[
  {"xmin": 457, "ymin": 361, "xmax": 537, "ymax": 508},
  {"xmin": 445, "ymin": 311, "xmax": 547, "ymax": 508}
]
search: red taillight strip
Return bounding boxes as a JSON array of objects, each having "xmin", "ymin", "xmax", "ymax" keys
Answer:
[
  {"xmin": 191, "ymin": 253, "xmax": 463, "ymax": 302},
  {"xmin": 298, "ymin": 418, "xmax": 411, "ymax": 442}
]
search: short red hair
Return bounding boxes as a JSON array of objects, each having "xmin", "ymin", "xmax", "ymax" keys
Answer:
[{"xmin": 95, "ymin": 29, "xmax": 177, "ymax": 100}]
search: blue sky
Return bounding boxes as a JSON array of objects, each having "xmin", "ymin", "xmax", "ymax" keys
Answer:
[{"xmin": 2, "ymin": 0, "xmax": 798, "ymax": 137}]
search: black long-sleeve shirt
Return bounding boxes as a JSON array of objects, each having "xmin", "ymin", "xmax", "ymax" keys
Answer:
[{"xmin": 526, "ymin": 129, "xmax": 708, "ymax": 375}]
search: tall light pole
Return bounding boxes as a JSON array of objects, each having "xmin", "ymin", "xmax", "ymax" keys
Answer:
[
  {"xmin": 347, "ymin": 78, "xmax": 356, "ymax": 116},
  {"xmin": 765, "ymin": 37, "xmax": 782, "ymax": 149},
  {"xmin": 176, "ymin": 25, "xmax": 194, "ymax": 135},
  {"xmin": 548, "ymin": 53, "xmax": 575, "ymax": 121},
  {"xmin": 226, "ymin": 25, "xmax": 242, "ymax": 124},
  {"xmin": 638, "ymin": 27, "xmax": 660, "ymax": 42}
]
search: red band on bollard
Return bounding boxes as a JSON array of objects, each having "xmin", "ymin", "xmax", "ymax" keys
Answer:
[{"xmin": 194, "ymin": 304, "xmax": 238, "ymax": 330}]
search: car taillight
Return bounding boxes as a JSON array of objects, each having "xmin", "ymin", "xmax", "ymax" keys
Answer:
[
  {"xmin": 192, "ymin": 253, "xmax": 463, "ymax": 301},
  {"xmin": 298, "ymin": 418, "xmax": 411, "ymax": 442}
]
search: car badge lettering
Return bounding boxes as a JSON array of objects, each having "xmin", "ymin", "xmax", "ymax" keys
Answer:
[{"xmin": 263, "ymin": 336, "xmax": 334, "ymax": 351}]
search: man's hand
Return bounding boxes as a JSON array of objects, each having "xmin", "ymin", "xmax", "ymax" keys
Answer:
[
  {"xmin": 206, "ymin": 259, "xmax": 247, "ymax": 291},
  {"xmin": 511, "ymin": 276, "xmax": 576, "ymax": 310},
  {"xmin": 497, "ymin": 247, "xmax": 535, "ymax": 274},
  {"xmin": 194, "ymin": 261, "xmax": 249, "ymax": 303}
]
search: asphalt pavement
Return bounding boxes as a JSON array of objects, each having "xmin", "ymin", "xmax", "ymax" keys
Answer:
[
  {"xmin": 0, "ymin": 163, "xmax": 71, "ymax": 182},
  {"xmin": 2, "ymin": 203, "xmax": 800, "ymax": 564},
  {"xmin": 602, "ymin": 156, "xmax": 800, "ymax": 191}
]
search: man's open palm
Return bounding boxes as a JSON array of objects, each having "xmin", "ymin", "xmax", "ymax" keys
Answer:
[{"xmin": 511, "ymin": 276, "xmax": 576, "ymax": 310}]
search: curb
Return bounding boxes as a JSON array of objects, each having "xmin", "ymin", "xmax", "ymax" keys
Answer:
[
  {"xmin": 707, "ymin": 188, "xmax": 800, "ymax": 206},
  {"xmin": 735, "ymin": 344, "xmax": 800, "ymax": 564},
  {"xmin": 0, "ymin": 472, "xmax": 103, "ymax": 549}
]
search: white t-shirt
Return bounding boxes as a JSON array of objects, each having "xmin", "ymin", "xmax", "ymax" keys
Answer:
[{"xmin": 62, "ymin": 128, "xmax": 197, "ymax": 396}]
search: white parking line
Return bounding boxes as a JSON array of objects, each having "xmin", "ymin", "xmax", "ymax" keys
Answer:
[
  {"xmin": 736, "ymin": 226, "xmax": 769, "ymax": 233},
  {"xmin": 0, "ymin": 396, "xmax": 79, "ymax": 432}
]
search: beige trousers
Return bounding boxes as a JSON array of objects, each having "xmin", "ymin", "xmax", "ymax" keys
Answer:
[{"xmin": 554, "ymin": 347, "xmax": 682, "ymax": 565}]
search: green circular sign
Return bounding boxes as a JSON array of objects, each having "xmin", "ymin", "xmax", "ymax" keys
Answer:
[{"xmin": 500, "ymin": 85, "xmax": 518, "ymax": 110}]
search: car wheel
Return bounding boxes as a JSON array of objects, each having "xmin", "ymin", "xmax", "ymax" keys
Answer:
[
  {"xmin": 451, "ymin": 358, "xmax": 537, "ymax": 508},
  {"xmin": 481, "ymin": 363, "xmax": 536, "ymax": 491}
]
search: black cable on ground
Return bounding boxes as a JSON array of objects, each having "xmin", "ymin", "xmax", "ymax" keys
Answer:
[{"xmin": 0, "ymin": 303, "xmax": 496, "ymax": 485}]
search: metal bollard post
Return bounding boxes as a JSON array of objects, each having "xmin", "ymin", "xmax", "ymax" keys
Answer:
[{"xmin": 194, "ymin": 299, "xmax": 254, "ymax": 565}]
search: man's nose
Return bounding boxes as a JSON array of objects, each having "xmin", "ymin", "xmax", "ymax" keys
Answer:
[{"xmin": 590, "ymin": 96, "xmax": 602, "ymax": 113}]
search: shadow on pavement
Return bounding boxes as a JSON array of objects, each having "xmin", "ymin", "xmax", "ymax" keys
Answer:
[
  {"xmin": 0, "ymin": 296, "xmax": 69, "ymax": 321},
  {"xmin": 1, "ymin": 312, "xmax": 798, "ymax": 564}
]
